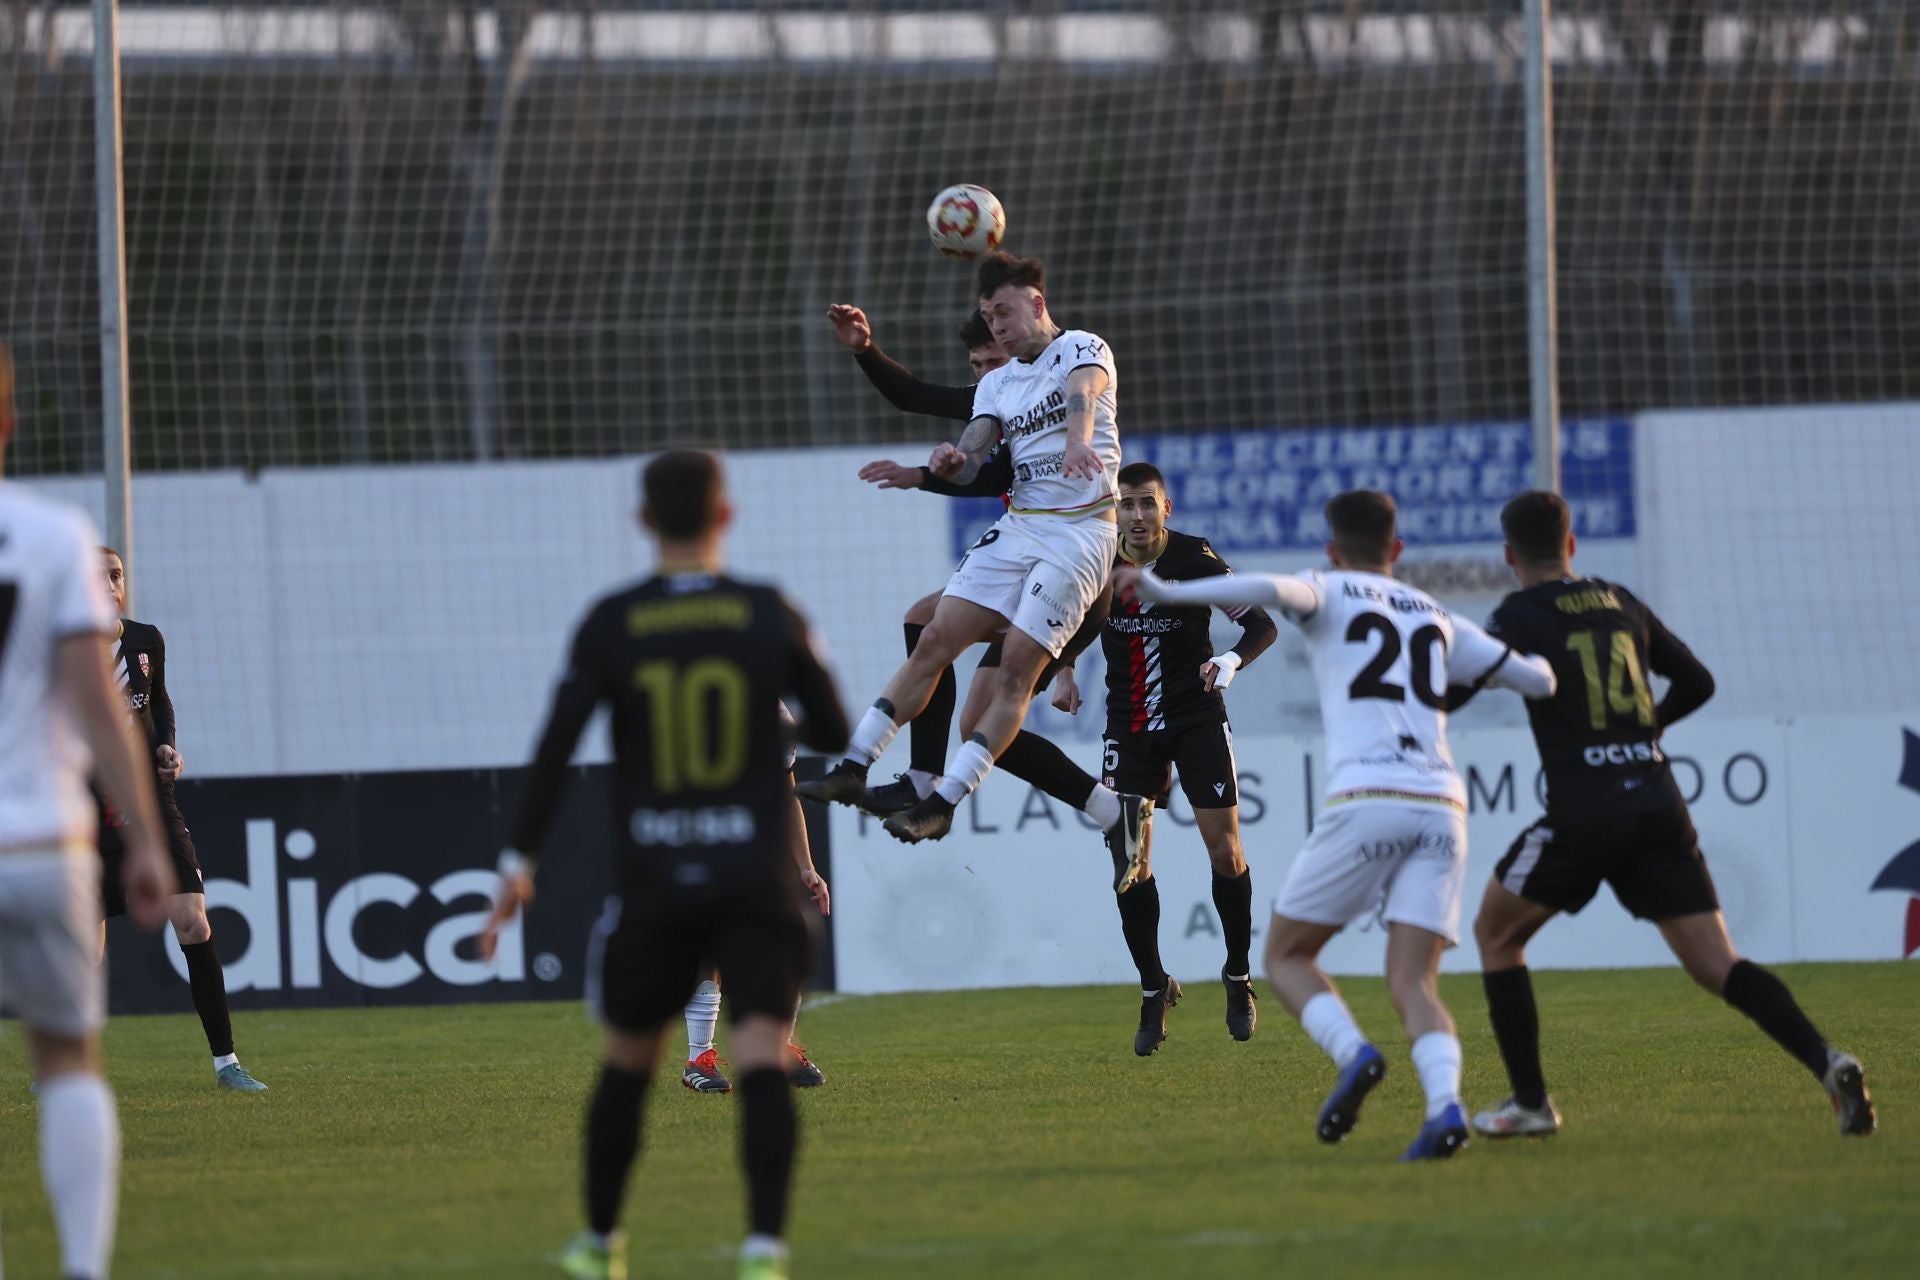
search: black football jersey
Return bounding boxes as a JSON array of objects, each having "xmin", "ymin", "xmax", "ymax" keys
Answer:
[
  {"xmin": 1102, "ymin": 530, "xmax": 1276, "ymax": 735},
  {"xmin": 112, "ymin": 618, "xmax": 174, "ymax": 754},
  {"xmin": 513, "ymin": 572, "xmax": 848, "ymax": 891},
  {"xmin": 1487, "ymin": 577, "xmax": 1715, "ymax": 818}
]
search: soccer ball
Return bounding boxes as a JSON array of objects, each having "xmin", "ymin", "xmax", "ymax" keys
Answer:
[{"xmin": 926, "ymin": 184, "xmax": 1006, "ymax": 261}]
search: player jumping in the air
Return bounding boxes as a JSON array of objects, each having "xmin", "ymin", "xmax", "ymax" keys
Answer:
[
  {"xmin": 96, "ymin": 547, "xmax": 267, "ymax": 1091},
  {"xmin": 480, "ymin": 450, "xmax": 850, "ymax": 1280},
  {"xmin": 1465, "ymin": 490, "xmax": 1875, "ymax": 1139},
  {"xmin": 1072, "ymin": 462, "xmax": 1276, "ymax": 1054},
  {"xmin": 801, "ymin": 255, "xmax": 1149, "ymax": 865},
  {"xmin": 0, "ymin": 342, "xmax": 178, "ymax": 1280},
  {"xmin": 1116, "ymin": 491, "xmax": 1557, "ymax": 1160},
  {"xmin": 834, "ymin": 303, "xmax": 1141, "ymax": 876}
]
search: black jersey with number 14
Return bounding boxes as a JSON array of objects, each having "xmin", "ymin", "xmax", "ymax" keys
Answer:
[
  {"xmin": 511, "ymin": 572, "xmax": 848, "ymax": 895},
  {"xmin": 1486, "ymin": 577, "xmax": 1715, "ymax": 820}
]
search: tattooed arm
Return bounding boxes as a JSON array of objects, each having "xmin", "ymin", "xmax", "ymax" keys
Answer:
[
  {"xmin": 928, "ymin": 414, "xmax": 1004, "ymax": 486},
  {"xmin": 1060, "ymin": 365, "xmax": 1108, "ymax": 480}
]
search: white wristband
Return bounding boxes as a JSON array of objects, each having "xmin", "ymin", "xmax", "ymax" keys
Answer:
[
  {"xmin": 497, "ymin": 849, "xmax": 536, "ymax": 882},
  {"xmin": 1207, "ymin": 651, "xmax": 1243, "ymax": 689}
]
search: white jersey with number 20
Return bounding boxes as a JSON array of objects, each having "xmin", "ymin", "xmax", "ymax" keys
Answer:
[
  {"xmin": 1281, "ymin": 570, "xmax": 1539, "ymax": 807},
  {"xmin": 0, "ymin": 486, "xmax": 117, "ymax": 848}
]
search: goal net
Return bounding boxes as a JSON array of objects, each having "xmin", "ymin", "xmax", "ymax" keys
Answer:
[{"xmin": 2, "ymin": 1, "xmax": 1916, "ymax": 994}]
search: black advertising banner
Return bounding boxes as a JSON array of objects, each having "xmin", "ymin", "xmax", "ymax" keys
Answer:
[{"xmin": 104, "ymin": 763, "xmax": 835, "ymax": 1015}]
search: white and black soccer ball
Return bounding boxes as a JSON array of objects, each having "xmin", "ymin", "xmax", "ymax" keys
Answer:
[{"xmin": 926, "ymin": 184, "xmax": 1006, "ymax": 261}]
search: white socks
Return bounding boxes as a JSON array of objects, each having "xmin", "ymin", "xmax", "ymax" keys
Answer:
[
  {"xmin": 1410, "ymin": 1031, "xmax": 1464, "ymax": 1119},
  {"xmin": 1083, "ymin": 783, "xmax": 1123, "ymax": 830},
  {"xmin": 845, "ymin": 706, "xmax": 900, "ymax": 767},
  {"xmin": 38, "ymin": 1073, "xmax": 120, "ymax": 1280},
  {"xmin": 1300, "ymin": 991, "xmax": 1369, "ymax": 1070},
  {"xmin": 933, "ymin": 738, "xmax": 996, "ymax": 806},
  {"xmin": 213, "ymin": 1053, "xmax": 238, "ymax": 1071},
  {"xmin": 685, "ymin": 980, "xmax": 721, "ymax": 1059},
  {"xmin": 905, "ymin": 769, "xmax": 937, "ymax": 800}
]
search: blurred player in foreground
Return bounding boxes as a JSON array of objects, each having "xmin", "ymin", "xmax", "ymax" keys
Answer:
[
  {"xmin": 481, "ymin": 449, "xmax": 849, "ymax": 1280},
  {"xmin": 0, "ymin": 342, "xmax": 177, "ymax": 1280},
  {"xmin": 1117, "ymin": 491, "xmax": 1556, "ymax": 1160},
  {"xmin": 96, "ymin": 547, "xmax": 266, "ymax": 1091},
  {"xmin": 680, "ymin": 712, "xmax": 831, "ymax": 1094},
  {"xmin": 1466, "ymin": 490, "xmax": 1874, "ymax": 1139}
]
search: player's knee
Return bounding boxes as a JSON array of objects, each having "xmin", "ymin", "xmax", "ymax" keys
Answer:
[
  {"xmin": 1204, "ymin": 835, "xmax": 1244, "ymax": 877},
  {"xmin": 170, "ymin": 904, "xmax": 212, "ymax": 944}
]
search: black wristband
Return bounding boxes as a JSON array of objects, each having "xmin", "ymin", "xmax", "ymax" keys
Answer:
[{"xmin": 918, "ymin": 466, "xmax": 931, "ymax": 484}]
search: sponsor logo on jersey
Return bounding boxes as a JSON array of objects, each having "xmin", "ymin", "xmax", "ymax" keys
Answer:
[{"xmin": 1583, "ymin": 741, "xmax": 1665, "ymax": 766}]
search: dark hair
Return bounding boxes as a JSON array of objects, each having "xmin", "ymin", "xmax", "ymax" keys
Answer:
[
  {"xmin": 1325, "ymin": 490, "xmax": 1398, "ymax": 563},
  {"xmin": 976, "ymin": 251, "xmax": 1045, "ymax": 301},
  {"xmin": 0, "ymin": 341, "xmax": 13, "ymax": 413},
  {"xmin": 1116, "ymin": 461, "xmax": 1166, "ymax": 492},
  {"xmin": 1500, "ymin": 490, "xmax": 1573, "ymax": 564},
  {"xmin": 957, "ymin": 311, "xmax": 994, "ymax": 349},
  {"xmin": 642, "ymin": 449, "xmax": 726, "ymax": 539}
]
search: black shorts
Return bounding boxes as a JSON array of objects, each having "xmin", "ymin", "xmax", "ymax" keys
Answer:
[
  {"xmin": 1494, "ymin": 803, "xmax": 1719, "ymax": 921},
  {"xmin": 587, "ymin": 878, "xmax": 812, "ymax": 1034},
  {"xmin": 1102, "ymin": 716, "xmax": 1239, "ymax": 810},
  {"xmin": 977, "ymin": 639, "xmax": 1064, "ymax": 695},
  {"xmin": 100, "ymin": 788, "xmax": 204, "ymax": 918}
]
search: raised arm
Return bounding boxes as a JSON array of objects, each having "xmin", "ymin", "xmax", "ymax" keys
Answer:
[
  {"xmin": 829, "ymin": 303, "xmax": 977, "ymax": 421},
  {"xmin": 1123, "ymin": 566, "xmax": 1322, "ymax": 620},
  {"xmin": 1449, "ymin": 616, "xmax": 1557, "ymax": 701}
]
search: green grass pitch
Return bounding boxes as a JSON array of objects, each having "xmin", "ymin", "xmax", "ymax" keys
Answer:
[{"xmin": 2, "ymin": 963, "xmax": 1916, "ymax": 1278}]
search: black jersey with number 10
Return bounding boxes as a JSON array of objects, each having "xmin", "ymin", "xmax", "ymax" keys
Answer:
[
  {"xmin": 1486, "ymin": 577, "xmax": 1715, "ymax": 820},
  {"xmin": 511, "ymin": 572, "xmax": 848, "ymax": 893}
]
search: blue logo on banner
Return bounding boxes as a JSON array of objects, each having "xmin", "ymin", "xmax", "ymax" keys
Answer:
[{"xmin": 949, "ymin": 419, "xmax": 1633, "ymax": 559}]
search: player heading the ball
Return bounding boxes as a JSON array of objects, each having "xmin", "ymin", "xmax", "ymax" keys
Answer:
[{"xmin": 799, "ymin": 252, "xmax": 1146, "ymax": 856}]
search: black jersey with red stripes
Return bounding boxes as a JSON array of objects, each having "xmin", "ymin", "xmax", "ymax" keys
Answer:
[{"xmin": 1101, "ymin": 530, "xmax": 1277, "ymax": 735}]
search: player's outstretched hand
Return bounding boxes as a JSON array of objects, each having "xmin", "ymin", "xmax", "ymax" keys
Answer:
[
  {"xmin": 156, "ymin": 744, "xmax": 185, "ymax": 782},
  {"xmin": 1062, "ymin": 438, "xmax": 1102, "ymax": 480},
  {"xmin": 1051, "ymin": 667, "xmax": 1083, "ymax": 715},
  {"xmin": 479, "ymin": 869, "xmax": 535, "ymax": 963},
  {"xmin": 928, "ymin": 442, "xmax": 967, "ymax": 478},
  {"xmin": 122, "ymin": 837, "xmax": 179, "ymax": 930},
  {"xmin": 826, "ymin": 304, "xmax": 872, "ymax": 353},
  {"xmin": 858, "ymin": 459, "xmax": 923, "ymax": 490},
  {"xmin": 1110, "ymin": 564, "xmax": 1143, "ymax": 600},
  {"xmin": 802, "ymin": 867, "xmax": 832, "ymax": 917}
]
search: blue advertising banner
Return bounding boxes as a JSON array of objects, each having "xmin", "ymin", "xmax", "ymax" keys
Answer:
[{"xmin": 951, "ymin": 419, "xmax": 1634, "ymax": 560}]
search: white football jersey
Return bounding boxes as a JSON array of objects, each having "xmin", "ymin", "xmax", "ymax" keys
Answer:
[
  {"xmin": 1280, "ymin": 570, "xmax": 1515, "ymax": 807},
  {"xmin": 970, "ymin": 328, "xmax": 1119, "ymax": 518},
  {"xmin": 0, "ymin": 486, "xmax": 117, "ymax": 847}
]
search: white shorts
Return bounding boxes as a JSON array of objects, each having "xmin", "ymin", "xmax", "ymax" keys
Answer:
[
  {"xmin": 944, "ymin": 512, "xmax": 1116, "ymax": 658},
  {"xmin": 1273, "ymin": 800, "xmax": 1468, "ymax": 945},
  {"xmin": 0, "ymin": 850, "xmax": 105, "ymax": 1036}
]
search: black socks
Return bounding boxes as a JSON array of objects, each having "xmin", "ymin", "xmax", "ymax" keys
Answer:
[
  {"xmin": 738, "ymin": 1067, "xmax": 798, "ymax": 1239},
  {"xmin": 1482, "ymin": 965, "xmax": 1548, "ymax": 1109},
  {"xmin": 584, "ymin": 1064, "xmax": 650, "ymax": 1236},
  {"xmin": 1116, "ymin": 875, "xmax": 1166, "ymax": 991},
  {"xmin": 179, "ymin": 938, "xmax": 235, "ymax": 1059},
  {"xmin": 1722, "ymin": 959, "xmax": 1832, "ymax": 1079},
  {"xmin": 1210, "ymin": 869, "xmax": 1253, "ymax": 976}
]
